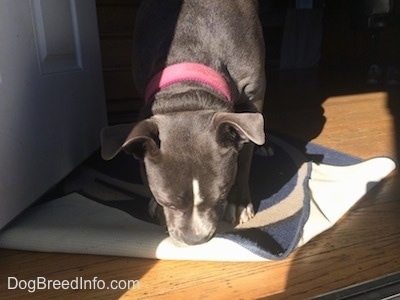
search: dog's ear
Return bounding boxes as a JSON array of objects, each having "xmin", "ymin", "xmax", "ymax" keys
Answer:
[
  {"xmin": 101, "ymin": 120, "xmax": 160, "ymax": 160},
  {"xmin": 213, "ymin": 112, "xmax": 265, "ymax": 148}
]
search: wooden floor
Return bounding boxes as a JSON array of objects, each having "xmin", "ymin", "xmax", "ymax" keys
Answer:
[{"xmin": 1, "ymin": 66, "xmax": 399, "ymax": 299}]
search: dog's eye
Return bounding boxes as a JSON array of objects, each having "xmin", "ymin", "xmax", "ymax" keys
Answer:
[{"xmin": 165, "ymin": 204, "xmax": 177, "ymax": 210}]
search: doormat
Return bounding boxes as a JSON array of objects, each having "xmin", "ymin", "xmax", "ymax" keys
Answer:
[{"xmin": 0, "ymin": 134, "xmax": 395, "ymax": 261}]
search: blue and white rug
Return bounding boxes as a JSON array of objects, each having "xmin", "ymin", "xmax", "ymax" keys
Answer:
[{"xmin": 0, "ymin": 134, "xmax": 395, "ymax": 261}]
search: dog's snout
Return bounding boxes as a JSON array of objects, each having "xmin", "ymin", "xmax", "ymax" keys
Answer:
[
  {"xmin": 183, "ymin": 232, "xmax": 214, "ymax": 246},
  {"xmin": 169, "ymin": 229, "xmax": 215, "ymax": 246}
]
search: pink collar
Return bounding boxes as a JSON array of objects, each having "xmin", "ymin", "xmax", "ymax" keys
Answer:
[{"xmin": 145, "ymin": 62, "xmax": 231, "ymax": 104}]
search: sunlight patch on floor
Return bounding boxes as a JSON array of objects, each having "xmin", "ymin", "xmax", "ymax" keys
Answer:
[{"xmin": 315, "ymin": 91, "xmax": 395, "ymax": 159}]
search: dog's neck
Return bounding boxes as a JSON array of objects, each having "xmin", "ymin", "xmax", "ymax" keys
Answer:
[{"xmin": 145, "ymin": 62, "xmax": 232, "ymax": 105}]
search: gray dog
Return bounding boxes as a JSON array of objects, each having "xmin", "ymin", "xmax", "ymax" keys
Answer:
[{"xmin": 101, "ymin": 0, "xmax": 266, "ymax": 246}]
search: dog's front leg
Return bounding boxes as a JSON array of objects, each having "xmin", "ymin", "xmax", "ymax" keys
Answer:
[
  {"xmin": 148, "ymin": 198, "xmax": 166, "ymax": 226},
  {"xmin": 224, "ymin": 142, "xmax": 255, "ymax": 224}
]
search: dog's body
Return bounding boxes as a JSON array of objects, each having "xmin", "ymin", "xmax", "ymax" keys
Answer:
[{"xmin": 101, "ymin": 0, "xmax": 266, "ymax": 245}]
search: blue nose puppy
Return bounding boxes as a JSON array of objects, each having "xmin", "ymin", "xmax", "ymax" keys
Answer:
[{"xmin": 101, "ymin": 0, "xmax": 266, "ymax": 246}]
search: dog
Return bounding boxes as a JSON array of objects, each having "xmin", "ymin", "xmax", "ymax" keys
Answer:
[{"xmin": 101, "ymin": 0, "xmax": 266, "ymax": 246}]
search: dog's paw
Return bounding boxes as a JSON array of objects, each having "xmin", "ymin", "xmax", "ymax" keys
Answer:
[
  {"xmin": 148, "ymin": 198, "xmax": 166, "ymax": 225},
  {"xmin": 148, "ymin": 198, "xmax": 159, "ymax": 218},
  {"xmin": 224, "ymin": 202, "xmax": 254, "ymax": 225},
  {"xmin": 237, "ymin": 203, "xmax": 255, "ymax": 224}
]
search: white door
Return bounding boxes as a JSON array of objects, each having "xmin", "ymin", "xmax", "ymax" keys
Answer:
[{"xmin": 0, "ymin": 0, "xmax": 107, "ymax": 228}]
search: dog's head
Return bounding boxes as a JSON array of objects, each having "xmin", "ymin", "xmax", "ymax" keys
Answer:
[{"xmin": 101, "ymin": 111, "xmax": 264, "ymax": 245}]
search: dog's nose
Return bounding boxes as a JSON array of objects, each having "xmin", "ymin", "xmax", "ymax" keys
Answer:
[
  {"xmin": 182, "ymin": 233, "xmax": 213, "ymax": 245},
  {"xmin": 171, "ymin": 231, "xmax": 214, "ymax": 246}
]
